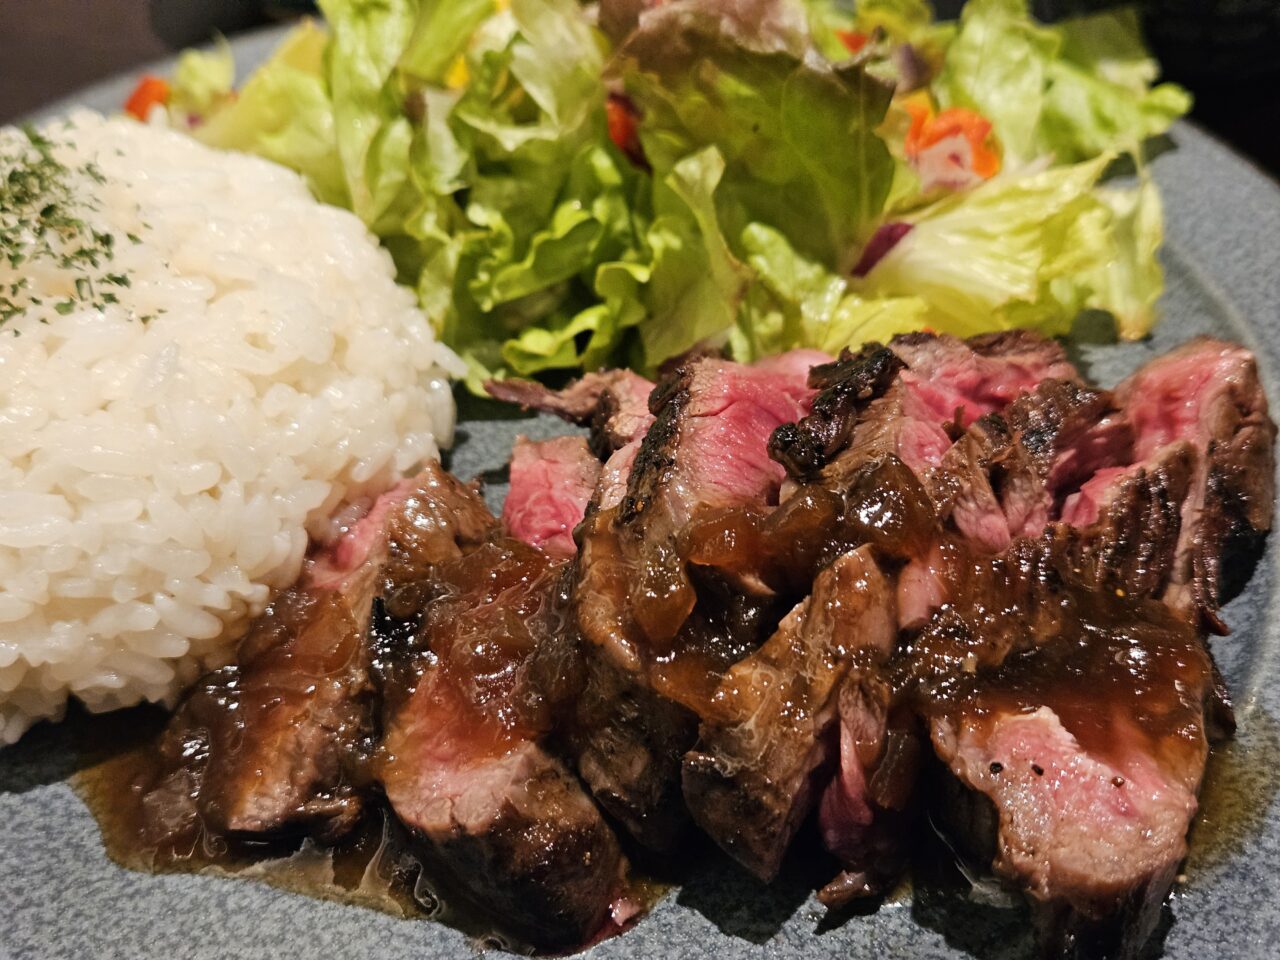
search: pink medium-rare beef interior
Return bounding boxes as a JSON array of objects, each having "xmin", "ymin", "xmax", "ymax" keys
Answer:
[
  {"xmin": 138, "ymin": 463, "xmax": 497, "ymax": 849},
  {"xmin": 503, "ymin": 435, "xmax": 601, "ymax": 557},
  {"xmin": 377, "ymin": 538, "xmax": 627, "ymax": 950},
  {"xmin": 892, "ymin": 329, "xmax": 1080, "ymax": 429},
  {"xmin": 1119, "ymin": 338, "xmax": 1264, "ymax": 460}
]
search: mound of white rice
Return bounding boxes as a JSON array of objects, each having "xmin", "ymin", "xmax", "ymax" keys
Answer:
[{"xmin": 0, "ymin": 110, "xmax": 461, "ymax": 744}]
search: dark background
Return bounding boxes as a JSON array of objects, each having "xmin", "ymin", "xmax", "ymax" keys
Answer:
[{"xmin": 2, "ymin": 0, "xmax": 1277, "ymax": 177}]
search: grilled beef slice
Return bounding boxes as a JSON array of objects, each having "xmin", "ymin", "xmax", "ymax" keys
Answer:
[
  {"xmin": 1060, "ymin": 444, "xmax": 1197, "ymax": 600},
  {"xmin": 879, "ymin": 340, "xmax": 1275, "ymax": 956},
  {"xmin": 577, "ymin": 352, "xmax": 830, "ymax": 675},
  {"xmin": 771, "ymin": 331, "xmax": 1080, "ymax": 487},
  {"xmin": 683, "ymin": 546, "xmax": 896, "ymax": 881},
  {"xmin": 138, "ymin": 464, "xmax": 495, "ymax": 848},
  {"xmin": 503, "ymin": 435, "xmax": 602, "ymax": 557},
  {"xmin": 377, "ymin": 538, "xmax": 626, "ymax": 950},
  {"xmin": 1113, "ymin": 337, "xmax": 1276, "ymax": 629},
  {"xmin": 567, "ymin": 352, "xmax": 830, "ymax": 851},
  {"xmin": 903, "ymin": 540, "xmax": 1218, "ymax": 960},
  {"xmin": 486, "ymin": 369, "xmax": 655, "ymax": 458},
  {"xmin": 566, "ymin": 648, "xmax": 700, "ymax": 853},
  {"xmin": 494, "ymin": 368, "xmax": 661, "ymax": 519},
  {"xmin": 890, "ymin": 330, "xmax": 1080, "ymax": 429}
]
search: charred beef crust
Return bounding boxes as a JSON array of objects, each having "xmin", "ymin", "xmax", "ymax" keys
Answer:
[
  {"xmin": 928, "ymin": 379, "xmax": 1124, "ymax": 551},
  {"xmin": 966, "ymin": 329, "xmax": 1068, "ymax": 361},
  {"xmin": 591, "ymin": 387, "xmax": 633, "ymax": 458},
  {"xmin": 394, "ymin": 740, "xmax": 624, "ymax": 950},
  {"xmin": 618, "ymin": 370, "xmax": 688, "ymax": 527},
  {"xmin": 1065, "ymin": 444, "xmax": 1194, "ymax": 600},
  {"xmin": 439, "ymin": 761, "xmax": 622, "ymax": 949},
  {"xmin": 682, "ymin": 548, "xmax": 895, "ymax": 881},
  {"xmin": 567, "ymin": 653, "xmax": 697, "ymax": 853},
  {"xmin": 1002, "ymin": 379, "xmax": 1116, "ymax": 474},
  {"xmin": 1196, "ymin": 416, "xmax": 1276, "ymax": 606},
  {"xmin": 768, "ymin": 344, "xmax": 905, "ymax": 479}
]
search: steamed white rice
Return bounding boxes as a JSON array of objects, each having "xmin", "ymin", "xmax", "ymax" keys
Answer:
[{"xmin": 0, "ymin": 110, "xmax": 461, "ymax": 744}]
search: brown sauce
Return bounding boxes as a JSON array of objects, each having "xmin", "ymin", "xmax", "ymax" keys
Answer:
[
  {"xmin": 1185, "ymin": 710, "xmax": 1280, "ymax": 873},
  {"xmin": 73, "ymin": 706, "xmax": 426, "ymax": 919},
  {"xmin": 72, "ymin": 704, "xmax": 672, "ymax": 954},
  {"xmin": 60, "ymin": 439, "xmax": 1252, "ymax": 950},
  {"xmin": 895, "ymin": 536, "xmax": 1215, "ymax": 769}
]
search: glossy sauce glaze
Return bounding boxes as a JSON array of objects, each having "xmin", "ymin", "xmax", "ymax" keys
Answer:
[
  {"xmin": 68, "ymin": 422, "xmax": 1233, "ymax": 954},
  {"xmin": 74, "ymin": 535, "xmax": 668, "ymax": 954},
  {"xmin": 892, "ymin": 534, "xmax": 1218, "ymax": 771}
]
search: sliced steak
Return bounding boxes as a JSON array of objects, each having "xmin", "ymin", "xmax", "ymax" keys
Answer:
[
  {"xmin": 486, "ymin": 369, "xmax": 655, "ymax": 457},
  {"xmin": 683, "ymin": 546, "xmax": 895, "ymax": 881},
  {"xmin": 492, "ymin": 370, "xmax": 659, "ymax": 518},
  {"xmin": 378, "ymin": 539, "xmax": 626, "ymax": 949},
  {"xmin": 1113, "ymin": 337, "xmax": 1276, "ymax": 629},
  {"xmin": 503, "ymin": 435, "xmax": 601, "ymax": 557},
  {"xmin": 578, "ymin": 352, "xmax": 827, "ymax": 672},
  {"xmin": 138, "ymin": 464, "xmax": 495, "ymax": 848},
  {"xmin": 771, "ymin": 331, "xmax": 1080, "ymax": 488},
  {"xmin": 762, "ymin": 334, "xmax": 1090, "ymax": 897},
  {"xmin": 917, "ymin": 579, "xmax": 1216, "ymax": 960},
  {"xmin": 569, "ymin": 352, "xmax": 830, "ymax": 852}
]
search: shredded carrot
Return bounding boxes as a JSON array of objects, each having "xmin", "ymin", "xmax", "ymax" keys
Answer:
[
  {"xmin": 606, "ymin": 93, "xmax": 646, "ymax": 168},
  {"xmin": 902, "ymin": 94, "xmax": 1000, "ymax": 180},
  {"xmin": 123, "ymin": 75, "xmax": 171, "ymax": 121},
  {"xmin": 835, "ymin": 30, "xmax": 870, "ymax": 55}
]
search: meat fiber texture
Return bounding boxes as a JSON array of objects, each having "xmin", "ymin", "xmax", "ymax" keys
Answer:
[{"xmin": 502, "ymin": 436, "xmax": 601, "ymax": 557}]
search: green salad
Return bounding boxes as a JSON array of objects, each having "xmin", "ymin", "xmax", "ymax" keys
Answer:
[{"xmin": 155, "ymin": 0, "xmax": 1189, "ymax": 389}]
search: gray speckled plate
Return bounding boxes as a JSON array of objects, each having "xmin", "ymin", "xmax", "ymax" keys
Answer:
[{"xmin": 5, "ymin": 26, "xmax": 1280, "ymax": 960}]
